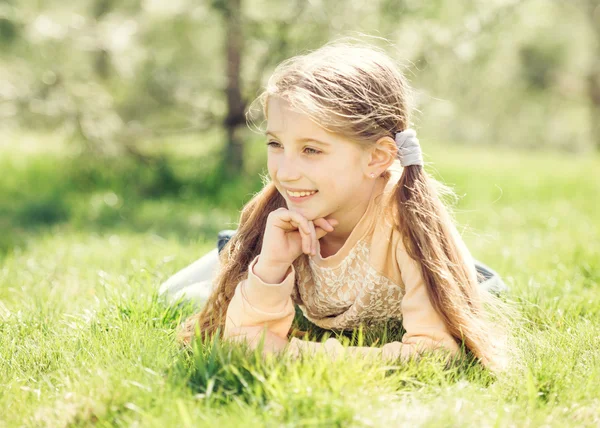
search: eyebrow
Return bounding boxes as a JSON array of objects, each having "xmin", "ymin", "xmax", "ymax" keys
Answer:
[{"xmin": 265, "ymin": 130, "xmax": 331, "ymax": 146}]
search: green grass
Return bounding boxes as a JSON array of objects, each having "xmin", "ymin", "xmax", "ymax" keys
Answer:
[{"xmin": 1, "ymin": 137, "xmax": 599, "ymax": 426}]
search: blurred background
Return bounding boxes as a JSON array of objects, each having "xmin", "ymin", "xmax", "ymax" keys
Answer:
[
  {"xmin": 0, "ymin": 0, "xmax": 598, "ymax": 259},
  {"xmin": 2, "ymin": 4, "xmax": 599, "ymax": 423}
]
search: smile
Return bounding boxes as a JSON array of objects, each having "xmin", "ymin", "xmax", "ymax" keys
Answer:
[
  {"xmin": 287, "ymin": 190, "xmax": 318, "ymax": 197},
  {"xmin": 286, "ymin": 190, "xmax": 318, "ymax": 202}
]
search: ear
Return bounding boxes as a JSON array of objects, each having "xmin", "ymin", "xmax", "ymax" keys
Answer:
[{"xmin": 364, "ymin": 136, "xmax": 397, "ymax": 177}]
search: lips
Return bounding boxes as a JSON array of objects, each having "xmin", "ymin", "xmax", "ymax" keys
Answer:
[
  {"xmin": 286, "ymin": 190, "xmax": 318, "ymax": 202},
  {"xmin": 286, "ymin": 189, "xmax": 317, "ymax": 197}
]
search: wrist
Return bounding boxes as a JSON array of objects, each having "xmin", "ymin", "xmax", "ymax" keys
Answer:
[{"xmin": 253, "ymin": 256, "xmax": 292, "ymax": 284}]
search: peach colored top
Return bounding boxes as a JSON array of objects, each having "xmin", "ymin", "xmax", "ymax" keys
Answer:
[{"xmin": 224, "ymin": 160, "xmax": 479, "ymax": 362}]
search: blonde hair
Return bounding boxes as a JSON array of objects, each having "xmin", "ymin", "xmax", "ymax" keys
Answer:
[{"xmin": 179, "ymin": 39, "xmax": 516, "ymax": 372}]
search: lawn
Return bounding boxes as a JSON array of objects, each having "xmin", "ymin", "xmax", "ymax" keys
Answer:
[{"xmin": 1, "ymin": 135, "xmax": 599, "ymax": 427}]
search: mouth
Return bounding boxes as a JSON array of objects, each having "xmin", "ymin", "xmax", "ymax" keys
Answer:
[{"xmin": 286, "ymin": 189, "xmax": 318, "ymax": 202}]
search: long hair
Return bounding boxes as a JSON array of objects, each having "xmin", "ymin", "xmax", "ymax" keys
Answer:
[
  {"xmin": 179, "ymin": 38, "xmax": 514, "ymax": 370},
  {"xmin": 178, "ymin": 180, "xmax": 285, "ymax": 343}
]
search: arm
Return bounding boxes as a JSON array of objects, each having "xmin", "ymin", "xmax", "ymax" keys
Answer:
[
  {"xmin": 223, "ymin": 255, "xmax": 296, "ymax": 354},
  {"xmin": 289, "ymin": 228, "xmax": 474, "ymax": 362},
  {"xmin": 380, "ymin": 236, "xmax": 467, "ymax": 363},
  {"xmin": 224, "ymin": 256, "xmax": 378, "ymax": 360}
]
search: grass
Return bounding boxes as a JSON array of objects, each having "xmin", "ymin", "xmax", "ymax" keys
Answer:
[{"xmin": 1, "ymin": 134, "xmax": 599, "ymax": 426}]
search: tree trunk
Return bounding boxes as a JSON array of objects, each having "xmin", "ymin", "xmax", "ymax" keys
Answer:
[
  {"xmin": 589, "ymin": 66, "xmax": 600, "ymax": 152},
  {"xmin": 586, "ymin": 0, "xmax": 600, "ymax": 151},
  {"xmin": 222, "ymin": 0, "xmax": 247, "ymax": 175},
  {"xmin": 93, "ymin": 0, "xmax": 113, "ymax": 80}
]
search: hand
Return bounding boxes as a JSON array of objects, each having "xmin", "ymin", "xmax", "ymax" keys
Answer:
[
  {"xmin": 226, "ymin": 327, "xmax": 290, "ymax": 358},
  {"xmin": 258, "ymin": 208, "xmax": 338, "ymax": 268}
]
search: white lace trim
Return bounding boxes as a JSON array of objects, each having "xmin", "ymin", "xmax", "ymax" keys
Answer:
[{"xmin": 295, "ymin": 240, "xmax": 405, "ymax": 330}]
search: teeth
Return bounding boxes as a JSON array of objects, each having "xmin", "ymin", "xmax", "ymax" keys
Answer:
[{"xmin": 287, "ymin": 190, "xmax": 317, "ymax": 197}]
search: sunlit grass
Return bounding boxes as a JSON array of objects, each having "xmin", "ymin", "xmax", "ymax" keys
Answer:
[{"xmin": 1, "ymin": 137, "xmax": 599, "ymax": 426}]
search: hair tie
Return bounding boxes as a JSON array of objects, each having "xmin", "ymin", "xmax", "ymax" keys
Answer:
[{"xmin": 395, "ymin": 128, "xmax": 424, "ymax": 167}]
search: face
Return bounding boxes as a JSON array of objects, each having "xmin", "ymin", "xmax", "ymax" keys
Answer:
[{"xmin": 265, "ymin": 96, "xmax": 372, "ymax": 221}]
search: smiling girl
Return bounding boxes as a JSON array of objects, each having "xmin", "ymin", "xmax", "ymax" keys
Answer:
[{"xmin": 167, "ymin": 40, "xmax": 511, "ymax": 371}]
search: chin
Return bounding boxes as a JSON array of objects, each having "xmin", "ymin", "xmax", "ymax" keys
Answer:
[{"xmin": 284, "ymin": 203, "xmax": 316, "ymax": 221}]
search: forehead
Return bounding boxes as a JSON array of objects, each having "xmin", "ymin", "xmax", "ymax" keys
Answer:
[{"xmin": 266, "ymin": 97, "xmax": 330, "ymax": 139}]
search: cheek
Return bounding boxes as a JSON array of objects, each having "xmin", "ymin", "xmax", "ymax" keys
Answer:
[
  {"xmin": 329, "ymin": 164, "xmax": 359, "ymax": 188},
  {"xmin": 266, "ymin": 158, "xmax": 277, "ymax": 179}
]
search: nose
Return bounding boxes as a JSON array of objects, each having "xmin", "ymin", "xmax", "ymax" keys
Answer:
[{"xmin": 275, "ymin": 152, "xmax": 302, "ymax": 183}]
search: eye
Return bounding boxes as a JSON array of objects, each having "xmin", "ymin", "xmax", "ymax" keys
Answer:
[
  {"xmin": 265, "ymin": 141, "xmax": 322, "ymax": 155},
  {"xmin": 303, "ymin": 147, "xmax": 322, "ymax": 155}
]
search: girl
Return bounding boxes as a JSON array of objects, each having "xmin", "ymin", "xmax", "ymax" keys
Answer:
[{"xmin": 169, "ymin": 41, "xmax": 511, "ymax": 371}]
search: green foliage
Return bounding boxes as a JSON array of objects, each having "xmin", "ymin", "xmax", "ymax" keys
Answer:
[
  {"xmin": 0, "ymin": 144, "xmax": 269, "ymax": 258},
  {"xmin": 0, "ymin": 0, "xmax": 597, "ymax": 159},
  {"xmin": 0, "ymin": 17, "xmax": 18, "ymax": 44},
  {"xmin": 519, "ymin": 40, "xmax": 566, "ymax": 91}
]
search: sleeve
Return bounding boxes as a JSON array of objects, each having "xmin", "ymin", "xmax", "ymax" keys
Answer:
[
  {"xmin": 223, "ymin": 255, "xmax": 384, "ymax": 360},
  {"xmin": 223, "ymin": 255, "xmax": 296, "ymax": 352},
  {"xmin": 381, "ymin": 235, "xmax": 464, "ymax": 362}
]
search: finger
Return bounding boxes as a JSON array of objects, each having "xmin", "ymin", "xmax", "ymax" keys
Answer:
[
  {"xmin": 290, "ymin": 220, "xmax": 313, "ymax": 254},
  {"xmin": 287, "ymin": 221, "xmax": 303, "ymax": 253},
  {"xmin": 314, "ymin": 225, "xmax": 330, "ymax": 240},
  {"xmin": 289, "ymin": 221, "xmax": 308, "ymax": 254},
  {"xmin": 325, "ymin": 218, "xmax": 339, "ymax": 228},
  {"xmin": 285, "ymin": 211, "xmax": 312, "ymax": 236},
  {"xmin": 286, "ymin": 211, "xmax": 314, "ymax": 254},
  {"xmin": 308, "ymin": 220, "xmax": 317, "ymax": 255},
  {"xmin": 313, "ymin": 217, "xmax": 334, "ymax": 232},
  {"xmin": 302, "ymin": 225, "xmax": 310, "ymax": 255},
  {"xmin": 272, "ymin": 209, "xmax": 311, "ymax": 236}
]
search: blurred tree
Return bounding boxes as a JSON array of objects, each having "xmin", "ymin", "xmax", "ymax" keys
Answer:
[
  {"xmin": 218, "ymin": 0, "xmax": 246, "ymax": 175},
  {"xmin": 0, "ymin": 0, "xmax": 597, "ymax": 167},
  {"xmin": 92, "ymin": 0, "xmax": 113, "ymax": 80},
  {"xmin": 519, "ymin": 42, "xmax": 564, "ymax": 91},
  {"xmin": 214, "ymin": 0, "xmax": 316, "ymax": 174},
  {"xmin": 585, "ymin": 0, "xmax": 600, "ymax": 151}
]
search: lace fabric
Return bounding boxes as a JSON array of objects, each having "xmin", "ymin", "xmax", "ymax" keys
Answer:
[{"xmin": 294, "ymin": 239, "xmax": 405, "ymax": 330}]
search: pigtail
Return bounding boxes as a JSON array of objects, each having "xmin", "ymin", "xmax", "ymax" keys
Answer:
[
  {"xmin": 395, "ymin": 164, "xmax": 504, "ymax": 369},
  {"xmin": 177, "ymin": 181, "xmax": 286, "ymax": 344}
]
